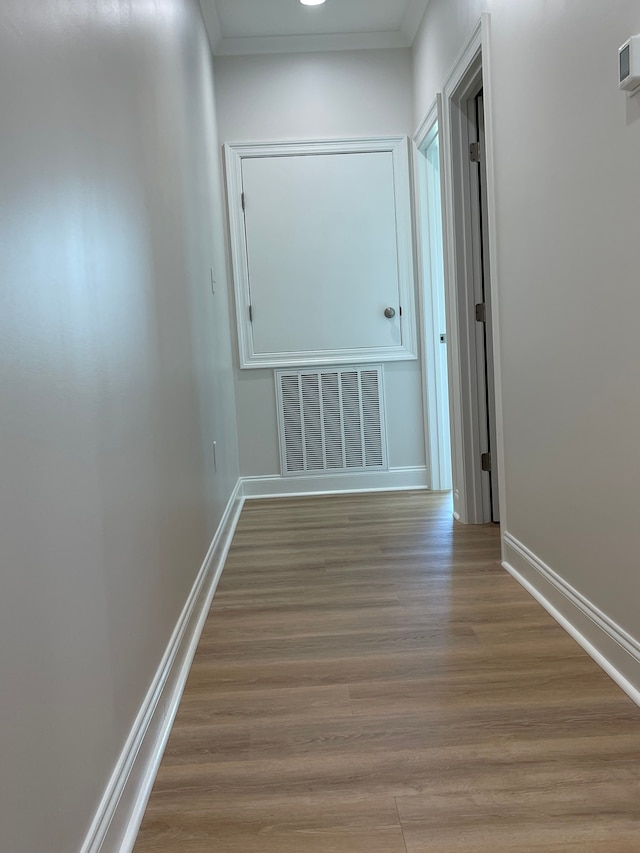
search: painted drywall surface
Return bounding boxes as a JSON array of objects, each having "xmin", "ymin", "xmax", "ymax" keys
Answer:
[
  {"xmin": 413, "ymin": 0, "xmax": 640, "ymax": 638},
  {"xmin": 0, "ymin": 2, "xmax": 238, "ymax": 851},
  {"xmin": 412, "ymin": 0, "xmax": 484, "ymax": 124},
  {"xmin": 215, "ymin": 49, "xmax": 415, "ymax": 141},
  {"xmin": 214, "ymin": 49, "xmax": 427, "ymax": 475}
]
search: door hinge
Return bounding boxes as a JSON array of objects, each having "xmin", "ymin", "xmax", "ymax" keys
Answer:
[
  {"xmin": 481, "ymin": 452, "xmax": 492, "ymax": 473},
  {"xmin": 475, "ymin": 302, "xmax": 486, "ymax": 323},
  {"xmin": 469, "ymin": 141, "xmax": 481, "ymax": 163},
  {"xmin": 241, "ymin": 192, "xmax": 246, "ymax": 211},
  {"xmin": 399, "ymin": 305, "xmax": 402, "ymax": 317},
  {"xmin": 248, "ymin": 304, "xmax": 253, "ymax": 322}
]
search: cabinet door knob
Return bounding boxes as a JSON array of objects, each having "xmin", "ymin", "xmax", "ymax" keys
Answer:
[{"xmin": 384, "ymin": 307, "xmax": 396, "ymax": 319}]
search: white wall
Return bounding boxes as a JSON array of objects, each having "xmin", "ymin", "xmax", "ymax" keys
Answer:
[
  {"xmin": 413, "ymin": 0, "xmax": 640, "ymax": 658},
  {"xmin": 413, "ymin": 0, "xmax": 484, "ymax": 123},
  {"xmin": 214, "ymin": 49, "xmax": 427, "ymax": 478},
  {"xmin": 0, "ymin": 2, "xmax": 239, "ymax": 851}
]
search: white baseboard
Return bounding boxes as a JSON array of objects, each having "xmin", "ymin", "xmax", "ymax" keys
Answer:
[
  {"xmin": 80, "ymin": 479, "xmax": 245, "ymax": 853},
  {"xmin": 240, "ymin": 466, "xmax": 430, "ymax": 499},
  {"xmin": 503, "ymin": 532, "xmax": 640, "ymax": 708}
]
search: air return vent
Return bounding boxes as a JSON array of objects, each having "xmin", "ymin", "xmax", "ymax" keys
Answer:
[{"xmin": 275, "ymin": 367, "xmax": 388, "ymax": 476}]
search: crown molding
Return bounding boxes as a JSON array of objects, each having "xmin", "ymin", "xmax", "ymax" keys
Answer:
[
  {"xmin": 213, "ymin": 30, "xmax": 410, "ymax": 56},
  {"xmin": 198, "ymin": 0, "xmax": 431, "ymax": 57}
]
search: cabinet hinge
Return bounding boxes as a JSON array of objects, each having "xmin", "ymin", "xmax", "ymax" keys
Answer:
[
  {"xmin": 475, "ymin": 302, "xmax": 486, "ymax": 323},
  {"xmin": 248, "ymin": 304, "xmax": 253, "ymax": 322},
  {"xmin": 481, "ymin": 452, "xmax": 492, "ymax": 473},
  {"xmin": 469, "ymin": 141, "xmax": 481, "ymax": 163},
  {"xmin": 241, "ymin": 192, "xmax": 246, "ymax": 211}
]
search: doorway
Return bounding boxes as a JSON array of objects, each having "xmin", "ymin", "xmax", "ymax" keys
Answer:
[
  {"xmin": 439, "ymin": 18, "xmax": 502, "ymax": 525},
  {"xmin": 416, "ymin": 105, "xmax": 452, "ymax": 493}
]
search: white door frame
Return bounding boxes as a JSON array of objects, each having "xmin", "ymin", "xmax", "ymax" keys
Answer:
[
  {"xmin": 439, "ymin": 14, "xmax": 507, "ymax": 528},
  {"xmin": 413, "ymin": 99, "xmax": 452, "ymax": 492}
]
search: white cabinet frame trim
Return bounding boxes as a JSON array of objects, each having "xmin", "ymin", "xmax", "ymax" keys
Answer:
[{"xmin": 224, "ymin": 136, "xmax": 418, "ymax": 369}]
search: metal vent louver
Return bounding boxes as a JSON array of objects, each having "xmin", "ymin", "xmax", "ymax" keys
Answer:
[{"xmin": 276, "ymin": 367, "xmax": 388, "ymax": 476}]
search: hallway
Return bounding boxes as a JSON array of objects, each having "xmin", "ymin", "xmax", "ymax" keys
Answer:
[{"xmin": 133, "ymin": 492, "xmax": 640, "ymax": 852}]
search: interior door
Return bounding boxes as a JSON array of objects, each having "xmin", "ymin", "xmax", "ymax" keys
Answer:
[
  {"xmin": 241, "ymin": 151, "xmax": 402, "ymax": 356},
  {"xmin": 475, "ymin": 90, "xmax": 500, "ymax": 522}
]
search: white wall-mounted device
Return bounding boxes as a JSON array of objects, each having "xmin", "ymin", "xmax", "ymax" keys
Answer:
[{"xmin": 619, "ymin": 35, "xmax": 640, "ymax": 95}]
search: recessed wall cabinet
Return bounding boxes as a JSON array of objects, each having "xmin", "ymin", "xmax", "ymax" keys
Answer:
[{"xmin": 224, "ymin": 137, "xmax": 417, "ymax": 369}]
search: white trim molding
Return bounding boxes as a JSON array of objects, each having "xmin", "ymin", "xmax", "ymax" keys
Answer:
[
  {"xmin": 414, "ymin": 99, "xmax": 438, "ymax": 152},
  {"xmin": 80, "ymin": 480, "xmax": 245, "ymax": 853},
  {"xmin": 503, "ymin": 532, "xmax": 640, "ymax": 708},
  {"xmin": 213, "ymin": 31, "xmax": 409, "ymax": 56},
  {"xmin": 224, "ymin": 136, "xmax": 418, "ymax": 370},
  {"xmin": 241, "ymin": 466, "xmax": 430, "ymax": 499}
]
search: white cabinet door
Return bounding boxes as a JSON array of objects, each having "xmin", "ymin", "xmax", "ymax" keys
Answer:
[
  {"xmin": 225, "ymin": 138, "xmax": 417, "ymax": 369},
  {"xmin": 242, "ymin": 151, "xmax": 401, "ymax": 355}
]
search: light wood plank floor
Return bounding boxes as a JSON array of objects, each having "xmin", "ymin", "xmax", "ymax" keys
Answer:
[{"xmin": 133, "ymin": 491, "xmax": 640, "ymax": 852}]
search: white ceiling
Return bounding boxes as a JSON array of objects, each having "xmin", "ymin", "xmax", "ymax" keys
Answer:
[{"xmin": 198, "ymin": 0, "xmax": 431, "ymax": 56}]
